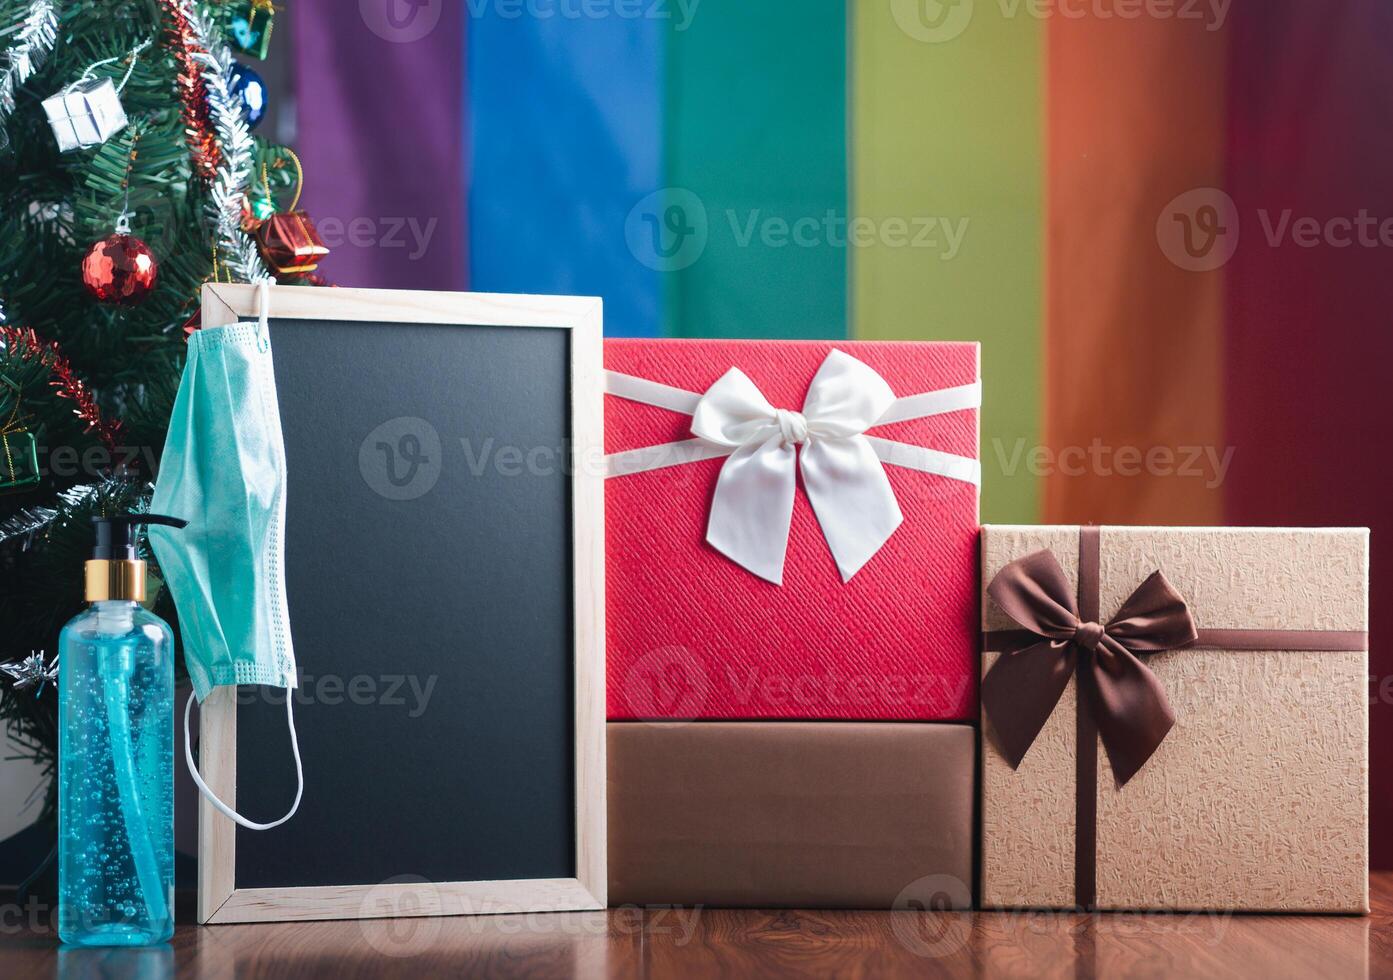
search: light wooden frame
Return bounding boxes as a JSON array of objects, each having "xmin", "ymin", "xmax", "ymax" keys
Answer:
[{"xmin": 196, "ymin": 283, "xmax": 606, "ymax": 924}]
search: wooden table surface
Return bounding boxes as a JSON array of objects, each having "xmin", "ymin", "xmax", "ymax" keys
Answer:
[{"xmin": 5, "ymin": 875, "xmax": 1393, "ymax": 979}]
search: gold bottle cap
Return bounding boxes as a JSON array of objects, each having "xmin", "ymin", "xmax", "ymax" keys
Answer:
[{"xmin": 85, "ymin": 560, "xmax": 146, "ymax": 603}]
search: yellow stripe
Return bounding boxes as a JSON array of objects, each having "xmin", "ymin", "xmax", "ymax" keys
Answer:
[{"xmin": 851, "ymin": 0, "xmax": 1043, "ymax": 522}]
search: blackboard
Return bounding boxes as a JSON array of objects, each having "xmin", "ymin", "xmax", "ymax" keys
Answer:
[{"xmin": 193, "ymin": 284, "xmax": 606, "ymax": 924}]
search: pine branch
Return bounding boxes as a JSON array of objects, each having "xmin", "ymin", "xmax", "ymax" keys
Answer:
[{"xmin": 0, "ymin": 0, "xmax": 57, "ymax": 121}]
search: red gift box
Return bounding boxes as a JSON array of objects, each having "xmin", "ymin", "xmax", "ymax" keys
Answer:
[
  {"xmin": 255, "ymin": 211, "xmax": 329, "ymax": 275},
  {"xmin": 605, "ymin": 339, "xmax": 980, "ymax": 720}
]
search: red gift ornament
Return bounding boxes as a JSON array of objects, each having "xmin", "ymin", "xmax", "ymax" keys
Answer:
[
  {"xmin": 251, "ymin": 149, "xmax": 329, "ymax": 277},
  {"xmin": 255, "ymin": 209, "xmax": 329, "ymax": 275}
]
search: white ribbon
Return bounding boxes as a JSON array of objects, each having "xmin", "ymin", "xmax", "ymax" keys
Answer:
[{"xmin": 605, "ymin": 349, "xmax": 980, "ymax": 585}]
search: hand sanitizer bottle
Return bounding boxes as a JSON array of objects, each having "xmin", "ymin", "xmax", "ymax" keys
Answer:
[{"xmin": 58, "ymin": 514, "xmax": 187, "ymax": 947}]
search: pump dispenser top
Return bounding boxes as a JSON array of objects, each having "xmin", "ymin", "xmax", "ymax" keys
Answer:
[{"xmin": 85, "ymin": 514, "xmax": 187, "ymax": 602}]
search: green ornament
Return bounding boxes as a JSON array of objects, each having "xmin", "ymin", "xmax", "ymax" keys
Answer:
[
  {"xmin": 230, "ymin": 0, "xmax": 275, "ymax": 60},
  {"xmin": 0, "ymin": 373, "xmax": 39, "ymax": 492},
  {"xmin": 249, "ymin": 194, "xmax": 277, "ymax": 222},
  {"xmin": 0, "ymin": 429, "xmax": 40, "ymax": 492}
]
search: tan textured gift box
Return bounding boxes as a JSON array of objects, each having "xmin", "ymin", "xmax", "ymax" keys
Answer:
[
  {"xmin": 981, "ymin": 526, "xmax": 1368, "ymax": 912},
  {"xmin": 608, "ymin": 722, "xmax": 975, "ymax": 908}
]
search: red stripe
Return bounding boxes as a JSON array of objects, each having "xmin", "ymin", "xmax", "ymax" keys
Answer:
[{"xmin": 1223, "ymin": 1, "xmax": 1393, "ymax": 866}]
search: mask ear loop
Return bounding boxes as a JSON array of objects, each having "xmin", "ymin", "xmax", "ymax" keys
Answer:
[
  {"xmin": 254, "ymin": 279, "xmax": 271, "ymax": 343},
  {"xmin": 183, "ymin": 690, "xmax": 303, "ymax": 831}
]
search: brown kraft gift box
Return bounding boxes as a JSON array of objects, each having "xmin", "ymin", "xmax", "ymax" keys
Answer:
[
  {"xmin": 980, "ymin": 525, "xmax": 1368, "ymax": 912},
  {"xmin": 608, "ymin": 722, "xmax": 975, "ymax": 908}
]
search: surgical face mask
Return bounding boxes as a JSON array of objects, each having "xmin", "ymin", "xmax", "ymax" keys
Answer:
[{"xmin": 149, "ymin": 283, "xmax": 302, "ymax": 831}]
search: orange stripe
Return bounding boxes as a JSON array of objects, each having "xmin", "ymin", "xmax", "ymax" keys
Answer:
[{"xmin": 1044, "ymin": 6, "xmax": 1227, "ymax": 524}]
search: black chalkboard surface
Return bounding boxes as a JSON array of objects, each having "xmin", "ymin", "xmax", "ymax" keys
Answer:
[{"xmin": 195, "ymin": 285, "xmax": 606, "ymax": 924}]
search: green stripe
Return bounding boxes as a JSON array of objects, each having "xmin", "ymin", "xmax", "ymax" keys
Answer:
[
  {"xmin": 664, "ymin": 3, "xmax": 847, "ymax": 339},
  {"xmin": 850, "ymin": 1, "xmax": 1042, "ymax": 522}
]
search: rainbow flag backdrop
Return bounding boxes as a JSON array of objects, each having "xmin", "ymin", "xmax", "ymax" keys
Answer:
[{"xmin": 295, "ymin": 0, "xmax": 1393, "ymax": 862}]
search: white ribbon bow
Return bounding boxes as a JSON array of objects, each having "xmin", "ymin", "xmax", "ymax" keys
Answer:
[
  {"xmin": 690, "ymin": 350, "xmax": 903, "ymax": 585},
  {"xmin": 604, "ymin": 349, "xmax": 981, "ymax": 586}
]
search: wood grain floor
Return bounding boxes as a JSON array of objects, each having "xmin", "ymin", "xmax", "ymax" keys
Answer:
[{"xmin": 4, "ymin": 875, "xmax": 1392, "ymax": 979}]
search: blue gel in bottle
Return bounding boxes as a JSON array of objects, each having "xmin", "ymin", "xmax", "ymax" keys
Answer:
[{"xmin": 58, "ymin": 515, "xmax": 185, "ymax": 946}]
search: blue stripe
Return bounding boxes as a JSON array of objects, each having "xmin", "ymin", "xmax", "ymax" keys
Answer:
[{"xmin": 466, "ymin": 9, "xmax": 664, "ymax": 337}]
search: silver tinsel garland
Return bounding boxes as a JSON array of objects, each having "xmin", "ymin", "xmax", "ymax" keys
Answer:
[
  {"xmin": 182, "ymin": 1, "xmax": 271, "ymax": 283},
  {"xmin": 0, "ymin": 481, "xmax": 107, "ymax": 548},
  {"xmin": 1, "ymin": 651, "xmax": 58, "ymax": 694},
  {"xmin": 0, "ymin": 0, "xmax": 59, "ymax": 124}
]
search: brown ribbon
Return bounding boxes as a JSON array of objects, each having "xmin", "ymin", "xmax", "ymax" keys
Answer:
[{"xmin": 981, "ymin": 526, "xmax": 1368, "ymax": 910}]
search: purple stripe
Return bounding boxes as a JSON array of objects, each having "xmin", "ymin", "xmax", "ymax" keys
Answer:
[{"xmin": 292, "ymin": 0, "xmax": 465, "ymax": 289}]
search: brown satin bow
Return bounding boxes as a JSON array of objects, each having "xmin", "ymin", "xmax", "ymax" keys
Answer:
[{"xmin": 981, "ymin": 549, "xmax": 1199, "ymax": 787}]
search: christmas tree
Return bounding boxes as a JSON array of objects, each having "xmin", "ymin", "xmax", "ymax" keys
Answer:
[{"xmin": 0, "ymin": 0, "xmax": 314, "ymax": 887}]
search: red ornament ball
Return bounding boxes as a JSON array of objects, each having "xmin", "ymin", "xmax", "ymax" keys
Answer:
[{"xmin": 81, "ymin": 233, "xmax": 159, "ymax": 304}]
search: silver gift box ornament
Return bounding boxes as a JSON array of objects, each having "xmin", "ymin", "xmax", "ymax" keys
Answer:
[{"xmin": 42, "ymin": 77, "xmax": 128, "ymax": 152}]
